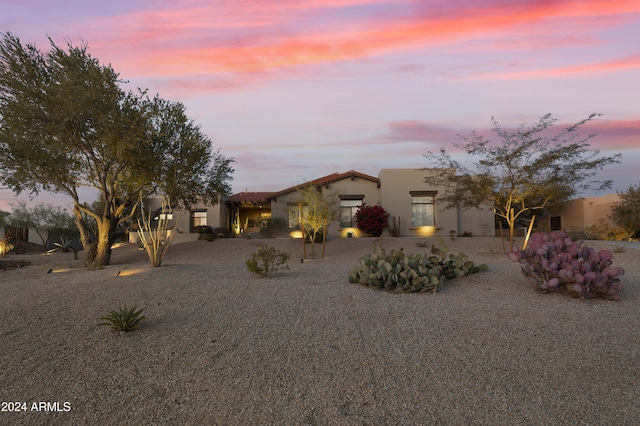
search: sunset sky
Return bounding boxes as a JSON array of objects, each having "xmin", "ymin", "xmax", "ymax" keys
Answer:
[{"xmin": 1, "ymin": 0, "xmax": 639, "ymax": 211}]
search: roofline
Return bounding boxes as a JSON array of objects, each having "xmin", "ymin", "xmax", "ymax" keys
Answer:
[{"xmin": 267, "ymin": 170, "xmax": 380, "ymax": 200}]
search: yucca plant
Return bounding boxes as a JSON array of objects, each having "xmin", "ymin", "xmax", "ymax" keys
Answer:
[{"xmin": 97, "ymin": 306, "xmax": 146, "ymax": 332}]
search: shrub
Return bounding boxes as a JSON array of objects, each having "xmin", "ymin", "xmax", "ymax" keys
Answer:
[
  {"xmin": 212, "ymin": 227, "xmax": 230, "ymax": 238},
  {"xmin": 355, "ymin": 203, "xmax": 389, "ymax": 237},
  {"xmin": 348, "ymin": 240, "xmax": 488, "ymax": 293},
  {"xmin": 193, "ymin": 225, "xmax": 213, "ymax": 234},
  {"xmin": 565, "ymin": 220, "xmax": 635, "ymax": 242},
  {"xmin": 246, "ymin": 244, "xmax": 291, "ymax": 278},
  {"xmin": 97, "ymin": 306, "xmax": 146, "ymax": 332},
  {"xmin": 198, "ymin": 233, "xmax": 215, "ymax": 241},
  {"xmin": 509, "ymin": 231, "xmax": 624, "ymax": 300}
]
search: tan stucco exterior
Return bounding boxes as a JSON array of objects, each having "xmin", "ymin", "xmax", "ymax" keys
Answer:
[
  {"xmin": 542, "ymin": 193, "xmax": 620, "ymax": 230},
  {"xmin": 130, "ymin": 195, "xmax": 227, "ymax": 244},
  {"xmin": 379, "ymin": 169, "xmax": 494, "ymax": 237}
]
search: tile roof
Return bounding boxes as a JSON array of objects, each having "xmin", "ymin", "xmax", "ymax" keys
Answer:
[{"xmin": 268, "ymin": 170, "xmax": 379, "ymax": 199}]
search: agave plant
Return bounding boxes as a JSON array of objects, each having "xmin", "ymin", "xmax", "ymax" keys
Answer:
[
  {"xmin": 97, "ymin": 306, "xmax": 146, "ymax": 332},
  {"xmin": 47, "ymin": 236, "xmax": 73, "ymax": 254}
]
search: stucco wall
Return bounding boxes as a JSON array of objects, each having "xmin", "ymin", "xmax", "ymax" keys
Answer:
[
  {"xmin": 458, "ymin": 206, "xmax": 495, "ymax": 237},
  {"xmin": 142, "ymin": 195, "xmax": 225, "ymax": 235},
  {"xmin": 379, "ymin": 169, "xmax": 451, "ymax": 237},
  {"xmin": 554, "ymin": 194, "xmax": 620, "ymax": 229},
  {"xmin": 378, "ymin": 169, "xmax": 494, "ymax": 237}
]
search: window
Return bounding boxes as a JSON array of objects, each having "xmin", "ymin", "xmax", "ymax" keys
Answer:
[
  {"xmin": 191, "ymin": 210, "xmax": 207, "ymax": 231},
  {"xmin": 339, "ymin": 195, "xmax": 364, "ymax": 228},
  {"xmin": 288, "ymin": 203, "xmax": 308, "ymax": 229},
  {"xmin": 410, "ymin": 191, "xmax": 436, "ymax": 227}
]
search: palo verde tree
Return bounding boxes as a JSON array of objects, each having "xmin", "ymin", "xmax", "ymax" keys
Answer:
[
  {"xmin": 424, "ymin": 114, "xmax": 620, "ymax": 251},
  {"xmin": 0, "ymin": 33, "xmax": 234, "ymax": 268},
  {"xmin": 295, "ymin": 185, "xmax": 340, "ymax": 259},
  {"xmin": 610, "ymin": 183, "xmax": 640, "ymax": 239}
]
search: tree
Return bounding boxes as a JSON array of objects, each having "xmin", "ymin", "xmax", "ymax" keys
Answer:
[
  {"xmin": 424, "ymin": 114, "xmax": 621, "ymax": 251},
  {"xmin": 7, "ymin": 201, "xmax": 76, "ymax": 249},
  {"xmin": 610, "ymin": 183, "xmax": 640, "ymax": 239},
  {"xmin": 0, "ymin": 33, "xmax": 234, "ymax": 268},
  {"xmin": 295, "ymin": 185, "xmax": 340, "ymax": 259}
]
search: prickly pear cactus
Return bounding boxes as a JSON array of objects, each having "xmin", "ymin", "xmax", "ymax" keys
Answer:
[
  {"xmin": 509, "ymin": 231, "xmax": 624, "ymax": 300},
  {"xmin": 348, "ymin": 244, "xmax": 488, "ymax": 294}
]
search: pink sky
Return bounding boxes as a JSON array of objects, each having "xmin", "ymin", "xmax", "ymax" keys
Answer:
[{"xmin": 1, "ymin": 0, "xmax": 639, "ymax": 211}]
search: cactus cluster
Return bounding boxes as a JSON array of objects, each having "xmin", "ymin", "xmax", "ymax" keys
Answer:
[
  {"xmin": 508, "ymin": 231, "xmax": 624, "ymax": 300},
  {"xmin": 348, "ymin": 244, "xmax": 488, "ymax": 293}
]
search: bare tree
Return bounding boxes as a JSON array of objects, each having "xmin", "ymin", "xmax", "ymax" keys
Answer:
[{"xmin": 296, "ymin": 186, "xmax": 340, "ymax": 259}]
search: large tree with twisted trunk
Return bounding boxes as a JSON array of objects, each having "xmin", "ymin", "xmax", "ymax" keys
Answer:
[{"xmin": 0, "ymin": 33, "xmax": 234, "ymax": 268}]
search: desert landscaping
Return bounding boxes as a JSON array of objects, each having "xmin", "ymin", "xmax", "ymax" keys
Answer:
[{"xmin": 1, "ymin": 236, "xmax": 639, "ymax": 425}]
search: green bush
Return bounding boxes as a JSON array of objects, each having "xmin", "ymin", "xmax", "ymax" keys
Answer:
[
  {"xmin": 246, "ymin": 245, "xmax": 291, "ymax": 278},
  {"xmin": 348, "ymin": 240, "xmax": 488, "ymax": 293},
  {"xmin": 97, "ymin": 306, "xmax": 146, "ymax": 332},
  {"xmin": 198, "ymin": 233, "xmax": 215, "ymax": 241},
  {"xmin": 193, "ymin": 225, "xmax": 213, "ymax": 234}
]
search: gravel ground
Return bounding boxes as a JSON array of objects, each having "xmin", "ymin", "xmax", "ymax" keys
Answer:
[{"xmin": 1, "ymin": 236, "xmax": 638, "ymax": 425}]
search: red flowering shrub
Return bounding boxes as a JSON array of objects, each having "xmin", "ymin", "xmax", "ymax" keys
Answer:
[{"xmin": 355, "ymin": 203, "xmax": 389, "ymax": 237}]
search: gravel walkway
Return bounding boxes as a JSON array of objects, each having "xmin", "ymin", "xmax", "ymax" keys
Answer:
[{"xmin": 1, "ymin": 237, "xmax": 638, "ymax": 425}]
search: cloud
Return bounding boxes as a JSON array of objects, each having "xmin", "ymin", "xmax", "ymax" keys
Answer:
[
  {"xmin": 585, "ymin": 119, "xmax": 640, "ymax": 150},
  {"xmin": 382, "ymin": 120, "xmax": 459, "ymax": 143},
  {"xmin": 71, "ymin": 0, "xmax": 640, "ymax": 86},
  {"xmin": 469, "ymin": 55, "xmax": 640, "ymax": 80}
]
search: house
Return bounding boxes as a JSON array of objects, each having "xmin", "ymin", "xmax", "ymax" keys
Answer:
[
  {"xmin": 130, "ymin": 194, "xmax": 230, "ymax": 245},
  {"xmin": 541, "ymin": 193, "xmax": 621, "ymax": 231},
  {"xmin": 132, "ymin": 168, "xmax": 497, "ymax": 243},
  {"xmin": 234, "ymin": 168, "xmax": 495, "ymax": 239}
]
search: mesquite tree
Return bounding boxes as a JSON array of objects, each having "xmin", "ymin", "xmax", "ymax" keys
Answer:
[
  {"xmin": 424, "ymin": 114, "xmax": 620, "ymax": 251},
  {"xmin": 0, "ymin": 33, "xmax": 234, "ymax": 268}
]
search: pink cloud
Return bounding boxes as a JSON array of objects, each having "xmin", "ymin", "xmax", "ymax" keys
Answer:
[
  {"xmin": 585, "ymin": 119, "xmax": 640, "ymax": 150},
  {"xmin": 75, "ymin": 0, "xmax": 640, "ymax": 82},
  {"xmin": 473, "ymin": 54, "xmax": 640, "ymax": 80}
]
